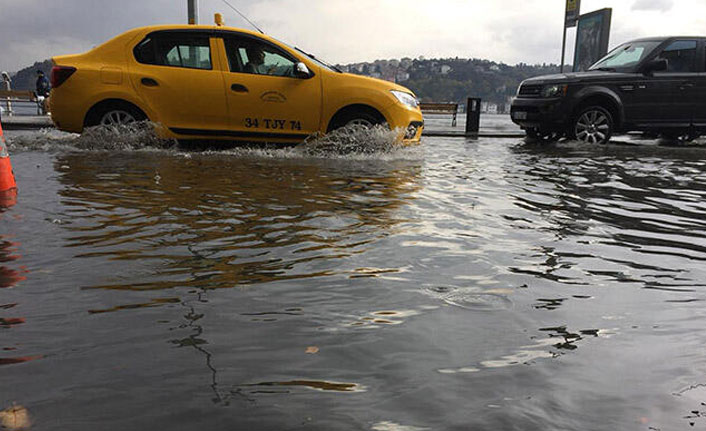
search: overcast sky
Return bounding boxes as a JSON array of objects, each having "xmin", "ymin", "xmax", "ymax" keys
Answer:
[{"xmin": 1, "ymin": 0, "xmax": 705, "ymax": 74}]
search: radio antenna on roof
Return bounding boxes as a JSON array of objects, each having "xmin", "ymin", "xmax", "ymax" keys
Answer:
[{"xmin": 220, "ymin": 0, "xmax": 265, "ymax": 34}]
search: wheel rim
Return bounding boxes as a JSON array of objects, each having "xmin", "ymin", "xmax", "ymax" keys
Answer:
[
  {"xmin": 100, "ymin": 110, "xmax": 137, "ymax": 126},
  {"xmin": 346, "ymin": 118, "xmax": 374, "ymax": 128},
  {"xmin": 575, "ymin": 110, "xmax": 610, "ymax": 144}
]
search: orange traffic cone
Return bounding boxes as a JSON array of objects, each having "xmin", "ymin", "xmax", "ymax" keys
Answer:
[{"xmin": 0, "ymin": 117, "xmax": 18, "ymax": 207}]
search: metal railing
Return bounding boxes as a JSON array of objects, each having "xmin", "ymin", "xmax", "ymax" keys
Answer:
[{"xmin": 0, "ymin": 90, "xmax": 47, "ymax": 116}]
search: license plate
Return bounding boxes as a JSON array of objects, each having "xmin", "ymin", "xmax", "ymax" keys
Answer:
[{"xmin": 513, "ymin": 111, "xmax": 527, "ymax": 120}]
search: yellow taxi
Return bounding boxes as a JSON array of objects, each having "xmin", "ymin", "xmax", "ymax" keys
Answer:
[{"xmin": 49, "ymin": 17, "xmax": 423, "ymax": 144}]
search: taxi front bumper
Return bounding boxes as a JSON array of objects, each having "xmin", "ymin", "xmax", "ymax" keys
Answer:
[{"xmin": 383, "ymin": 104, "xmax": 424, "ymax": 143}]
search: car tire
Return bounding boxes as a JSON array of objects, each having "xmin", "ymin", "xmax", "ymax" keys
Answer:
[
  {"xmin": 660, "ymin": 130, "xmax": 699, "ymax": 144},
  {"xmin": 87, "ymin": 102, "xmax": 147, "ymax": 128},
  {"xmin": 329, "ymin": 110, "xmax": 385, "ymax": 132},
  {"xmin": 570, "ymin": 106, "xmax": 613, "ymax": 145},
  {"xmin": 525, "ymin": 128, "xmax": 561, "ymax": 143}
]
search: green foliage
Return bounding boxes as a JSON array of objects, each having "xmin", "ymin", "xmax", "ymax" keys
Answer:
[{"xmin": 346, "ymin": 58, "xmax": 562, "ymax": 105}]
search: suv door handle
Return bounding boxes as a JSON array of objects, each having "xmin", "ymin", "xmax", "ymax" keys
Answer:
[
  {"xmin": 231, "ymin": 83, "xmax": 249, "ymax": 93},
  {"xmin": 680, "ymin": 82, "xmax": 695, "ymax": 90},
  {"xmin": 141, "ymin": 77, "xmax": 159, "ymax": 87}
]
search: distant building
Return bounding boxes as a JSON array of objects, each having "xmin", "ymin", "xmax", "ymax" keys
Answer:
[{"xmin": 396, "ymin": 71, "xmax": 410, "ymax": 82}]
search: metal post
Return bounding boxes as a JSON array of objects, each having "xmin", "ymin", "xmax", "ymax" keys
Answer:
[
  {"xmin": 465, "ymin": 98, "xmax": 481, "ymax": 137},
  {"xmin": 188, "ymin": 0, "xmax": 199, "ymax": 25},
  {"xmin": 560, "ymin": 26, "xmax": 567, "ymax": 73}
]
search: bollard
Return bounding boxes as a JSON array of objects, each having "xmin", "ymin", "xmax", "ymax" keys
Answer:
[
  {"xmin": 0, "ymin": 116, "xmax": 18, "ymax": 207},
  {"xmin": 465, "ymin": 97, "xmax": 481, "ymax": 137}
]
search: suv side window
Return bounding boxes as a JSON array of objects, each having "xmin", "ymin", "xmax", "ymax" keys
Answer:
[
  {"xmin": 134, "ymin": 32, "xmax": 212, "ymax": 70},
  {"xmin": 224, "ymin": 36, "xmax": 296, "ymax": 77},
  {"xmin": 653, "ymin": 40, "xmax": 697, "ymax": 73}
]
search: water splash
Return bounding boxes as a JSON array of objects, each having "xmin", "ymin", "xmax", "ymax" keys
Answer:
[
  {"xmin": 7, "ymin": 122, "xmax": 175, "ymax": 153},
  {"xmin": 6, "ymin": 123, "xmax": 418, "ymax": 160},
  {"xmin": 295, "ymin": 125, "xmax": 407, "ymax": 157}
]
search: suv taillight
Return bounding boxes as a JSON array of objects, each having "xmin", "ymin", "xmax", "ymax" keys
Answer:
[{"xmin": 50, "ymin": 66, "xmax": 76, "ymax": 88}]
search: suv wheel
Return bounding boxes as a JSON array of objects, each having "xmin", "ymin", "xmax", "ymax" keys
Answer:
[
  {"xmin": 571, "ymin": 106, "xmax": 613, "ymax": 145},
  {"xmin": 660, "ymin": 130, "xmax": 699, "ymax": 144},
  {"xmin": 526, "ymin": 128, "xmax": 561, "ymax": 143}
]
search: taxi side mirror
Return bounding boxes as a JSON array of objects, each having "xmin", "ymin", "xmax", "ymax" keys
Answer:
[{"xmin": 294, "ymin": 62, "xmax": 311, "ymax": 79}]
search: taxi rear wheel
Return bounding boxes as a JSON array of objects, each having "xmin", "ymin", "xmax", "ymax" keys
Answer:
[{"xmin": 86, "ymin": 101, "xmax": 147, "ymax": 128}]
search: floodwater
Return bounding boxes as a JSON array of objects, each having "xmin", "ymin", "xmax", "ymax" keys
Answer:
[{"xmin": 2, "ymin": 123, "xmax": 706, "ymax": 431}]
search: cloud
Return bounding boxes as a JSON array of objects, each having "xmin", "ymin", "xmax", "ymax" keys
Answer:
[
  {"xmin": 631, "ymin": 0, "xmax": 674, "ymax": 12},
  {"xmin": 1, "ymin": 0, "xmax": 705, "ymax": 74}
]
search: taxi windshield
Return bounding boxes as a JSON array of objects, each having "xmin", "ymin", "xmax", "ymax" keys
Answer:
[
  {"xmin": 275, "ymin": 37, "xmax": 342, "ymax": 73},
  {"xmin": 589, "ymin": 41, "xmax": 662, "ymax": 72},
  {"xmin": 284, "ymin": 44, "xmax": 341, "ymax": 73}
]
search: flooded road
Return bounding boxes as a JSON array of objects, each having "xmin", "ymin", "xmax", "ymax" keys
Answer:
[{"xmin": 2, "ymin": 127, "xmax": 706, "ymax": 430}]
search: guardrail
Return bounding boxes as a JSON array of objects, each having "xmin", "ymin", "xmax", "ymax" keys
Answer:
[{"xmin": 0, "ymin": 90, "xmax": 46, "ymax": 116}]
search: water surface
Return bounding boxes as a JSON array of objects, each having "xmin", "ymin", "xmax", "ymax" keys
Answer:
[{"xmin": 2, "ymin": 128, "xmax": 706, "ymax": 430}]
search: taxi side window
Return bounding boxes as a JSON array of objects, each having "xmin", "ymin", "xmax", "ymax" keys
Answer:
[
  {"xmin": 134, "ymin": 33, "xmax": 212, "ymax": 70},
  {"xmin": 224, "ymin": 37, "xmax": 296, "ymax": 77}
]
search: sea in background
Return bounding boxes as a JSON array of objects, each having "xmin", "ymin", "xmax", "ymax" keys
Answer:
[{"xmin": 2, "ymin": 123, "xmax": 706, "ymax": 430}]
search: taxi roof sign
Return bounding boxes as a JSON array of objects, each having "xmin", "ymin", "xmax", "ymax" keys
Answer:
[{"xmin": 214, "ymin": 13, "xmax": 224, "ymax": 26}]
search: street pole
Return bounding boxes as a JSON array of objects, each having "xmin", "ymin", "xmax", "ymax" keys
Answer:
[
  {"xmin": 188, "ymin": 0, "xmax": 199, "ymax": 25},
  {"xmin": 560, "ymin": 26, "xmax": 567, "ymax": 73}
]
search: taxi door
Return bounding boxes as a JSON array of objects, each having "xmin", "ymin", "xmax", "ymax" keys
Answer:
[
  {"xmin": 218, "ymin": 36, "xmax": 322, "ymax": 140},
  {"xmin": 129, "ymin": 31, "xmax": 230, "ymax": 133}
]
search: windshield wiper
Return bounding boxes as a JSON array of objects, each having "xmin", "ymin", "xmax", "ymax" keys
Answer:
[
  {"xmin": 591, "ymin": 67, "xmax": 616, "ymax": 72},
  {"xmin": 295, "ymin": 47, "xmax": 343, "ymax": 73}
]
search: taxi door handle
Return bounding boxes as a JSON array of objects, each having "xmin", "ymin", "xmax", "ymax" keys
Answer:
[
  {"xmin": 231, "ymin": 83, "xmax": 249, "ymax": 93},
  {"xmin": 141, "ymin": 78, "xmax": 159, "ymax": 87}
]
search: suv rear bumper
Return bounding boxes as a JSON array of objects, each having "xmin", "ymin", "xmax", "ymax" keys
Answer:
[{"xmin": 510, "ymin": 97, "xmax": 571, "ymax": 131}]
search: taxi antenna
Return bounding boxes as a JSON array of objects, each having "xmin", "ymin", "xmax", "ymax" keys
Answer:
[{"xmin": 220, "ymin": 0, "xmax": 265, "ymax": 34}]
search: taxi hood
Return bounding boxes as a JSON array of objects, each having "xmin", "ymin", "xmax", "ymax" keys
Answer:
[{"xmin": 337, "ymin": 71, "xmax": 417, "ymax": 95}]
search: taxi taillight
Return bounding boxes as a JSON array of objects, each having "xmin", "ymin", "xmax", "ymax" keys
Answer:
[{"xmin": 51, "ymin": 66, "xmax": 76, "ymax": 88}]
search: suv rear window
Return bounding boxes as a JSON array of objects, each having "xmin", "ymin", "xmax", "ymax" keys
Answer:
[{"xmin": 134, "ymin": 32, "xmax": 212, "ymax": 70}]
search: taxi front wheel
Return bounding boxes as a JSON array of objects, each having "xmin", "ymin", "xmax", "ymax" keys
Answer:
[{"xmin": 328, "ymin": 109, "xmax": 386, "ymax": 133}]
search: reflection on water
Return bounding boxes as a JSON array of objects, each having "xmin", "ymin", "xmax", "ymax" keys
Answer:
[
  {"xmin": 4, "ymin": 134, "xmax": 706, "ymax": 430},
  {"xmin": 240, "ymin": 379, "xmax": 363, "ymax": 393},
  {"xmin": 507, "ymin": 143, "xmax": 706, "ymax": 293},
  {"xmin": 54, "ymin": 150, "xmax": 421, "ymax": 292}
]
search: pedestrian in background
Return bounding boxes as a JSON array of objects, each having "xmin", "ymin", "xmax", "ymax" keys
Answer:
[
  {"xmin": 1, "ymin": 71, "xmax": 12, "ymax": 118},
  {"xmin": 35, "ymin": 70, "xmax": 51, "ymax": 115}
]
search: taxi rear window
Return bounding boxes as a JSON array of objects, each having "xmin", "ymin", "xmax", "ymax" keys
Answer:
[{"xmin": 134, "ymin": 33, "xmax": 212, "ymax": 70}]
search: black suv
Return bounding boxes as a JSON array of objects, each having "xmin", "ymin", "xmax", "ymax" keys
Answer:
[{"xmin": 511, "ymin": 37, "xmax": 706, "ymax": 144}]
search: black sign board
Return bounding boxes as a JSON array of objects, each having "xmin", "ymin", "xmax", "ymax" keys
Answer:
[
  {"xmin": 573, "ymin": 8, "xmax": 613, "ymax": 72},
  {"xmin": 565, "ymin": 0, "xmax": 581, "ymax": 28}
]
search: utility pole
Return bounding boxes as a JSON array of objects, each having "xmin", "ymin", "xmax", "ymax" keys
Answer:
[
  {"xmin": 188, "ymin": 0, "xmax": 199, "ymax": 25},
  {"xmin": 562, "ymin": 0, "xmax": 580, "ymax": 73}
]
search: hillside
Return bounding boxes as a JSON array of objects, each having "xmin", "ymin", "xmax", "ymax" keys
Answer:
[
  {"xmin": 7, "ymin": 60, "xmax": 53, "ymax": 91},
  {"xmin": 339, "ymin": 57, "xmax": 562, "ymax": 110}
]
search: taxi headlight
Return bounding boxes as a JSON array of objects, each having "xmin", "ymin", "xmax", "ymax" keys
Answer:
[
  {"xmin": 391, "ymin": 90, "xmax": 419, "ymax": 109},
  {"xmin": 541, "ymin": 84, "xmax": 568, "ymax": 98}
]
